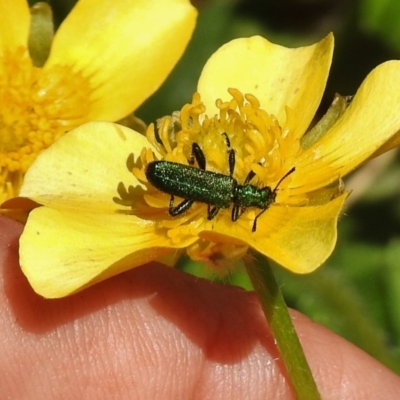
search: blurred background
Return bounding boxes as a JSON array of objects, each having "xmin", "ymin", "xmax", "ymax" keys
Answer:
[{"xmin": 37, "ymin": 0, "xmax": 400, "ymax": 373}]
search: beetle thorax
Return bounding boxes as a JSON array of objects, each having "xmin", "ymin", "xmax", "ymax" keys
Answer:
[{"xmin": 233, "ymin": 184, "xmax": 274, "ymax": 209}]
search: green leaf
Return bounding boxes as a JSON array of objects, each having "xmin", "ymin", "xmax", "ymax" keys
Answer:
[
  {"xmin": 359, "ymin": 0, "xmax": 400, "ymax": 51},
  {"xmin": 384, "ymin": 239, "xmax": 400, "ymax": 346}
]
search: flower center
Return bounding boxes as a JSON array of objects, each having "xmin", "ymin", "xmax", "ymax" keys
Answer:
[
  {"xmin": 116, "ymin": 89, "xmax": 303, "ymax": 269},
  {"xmin": 130, "ymin": 89, "xmax": 300, "ymax": 231},
  {"xmin": 0, "ymin": 47, "xmax": 93, "ymax": 201}
]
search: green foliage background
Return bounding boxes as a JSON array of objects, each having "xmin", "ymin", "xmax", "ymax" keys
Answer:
[{"xmin": 39, "ymin": 0, "xmax": 400, "ymax": 373}]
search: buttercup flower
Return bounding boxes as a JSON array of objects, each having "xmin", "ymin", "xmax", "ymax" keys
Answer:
[
  {"xmin": 0, "ymin": 0, "xmax": 197, "ymax": 202},
  {"xmin": 13, "ymin": 34, "xmax": 400, "ymax": 298}
]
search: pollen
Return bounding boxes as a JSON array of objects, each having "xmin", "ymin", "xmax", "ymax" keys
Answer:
[{"xmin": 0, "ymin": 47, "xmax": 93, "ymax": 201}]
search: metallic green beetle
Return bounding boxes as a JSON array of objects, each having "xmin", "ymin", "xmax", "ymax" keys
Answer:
[{"xmin": 146, "ymin": 135, "xmax": 295, "ymax": 232}]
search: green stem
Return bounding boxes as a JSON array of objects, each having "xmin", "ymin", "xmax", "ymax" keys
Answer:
[
  {"xmin": 245, "ymin": 253, "xmax": 321, "ymax": 400},
  {"xmin": 275, "ymin": 266, "xmax": 399, "ymax": 372}
]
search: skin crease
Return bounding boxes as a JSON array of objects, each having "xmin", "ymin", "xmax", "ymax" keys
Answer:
[{"xmin": 1, "ymin": 215, "xmax": 400, "ymax": 399}]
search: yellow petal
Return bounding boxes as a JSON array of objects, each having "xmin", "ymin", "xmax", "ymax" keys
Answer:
[
  {"xmin": 205, "ymin": 193, "xmax": 348, "ymax": 273},
  {"xmin": 198, "ymin": 34, "xmax": 333, "ymax": 138},
  {"xmin": 251, "ymin": 194, "xmax": 348, "ymax": 273},
  {"xmin": 44, "ymin": 0, "xmax": 197, "ymax": 121},
  {"xmin": 19, "ymin": 122, "xmax": 154, "ymax": 212},
  {"xmin": 20, "ymin": 207, "xmax": 179, "ymax": 298},
  {"xmin": 0, "ymin": 0, "xmax": 30, "ymax": 53},
  {"xmin": 371, "ymin": 130, "xmax": 400, "ymax": 158},
  {"xmin": 292, "ymin": 61, "xmax": 400, "ymax": 194}
]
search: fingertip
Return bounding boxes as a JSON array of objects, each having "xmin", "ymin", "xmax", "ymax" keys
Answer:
[{"xmin": 291, "ymin": 310, "xmax": 400, "ymax": 399}]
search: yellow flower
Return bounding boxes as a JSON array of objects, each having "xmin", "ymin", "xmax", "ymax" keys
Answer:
[
  {"xmin": 0, "ymin": 0, "xmax": 197, "ymax": 202},
  {"xmin": 13, "ymin": 34, "xmax": 400, "ymax": 298}
]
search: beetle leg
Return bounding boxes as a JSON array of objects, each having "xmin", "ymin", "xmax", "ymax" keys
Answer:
[
  {"xmin": 228, "ymin": 149, "xmax": 235, "ymax": 177},
  {"xmin": 222, "ymin": 132, "xmax": 235, "ymax": 177},
  {"xmin": 231, "ymin": 205, "xmax": 245, "ymax": 222},
  {"xmin": 243, "ymin": 170, "xmax": 255, "ymax": 185},
  {"xmin": 169, "ymin": 195, "xmax": 195, "ymax": 216},
  {"xmin": 207, "ymin": 205, "xmax": 220, "ymax": 220},
  {"xmin": 252, "ymin": 208, "xmax": 267, "ymax": 232},
  {"xmin": 190, "ymin": 143, "xmax": 206, "ymax": 170},
  {"xmin": 222, "ymin": 132, "xmax": 231, "ymax": 148}
]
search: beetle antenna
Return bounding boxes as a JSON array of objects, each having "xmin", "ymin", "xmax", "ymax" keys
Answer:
[
  {"xmin": 272, "ymin": 167, "xmax": 295, "ymax": 193},
  {"xmin": 252, "ymin": 167, "xmax": 296, "ymax": 232}
]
